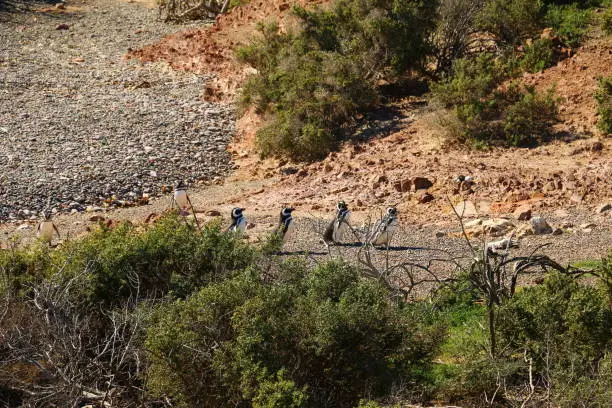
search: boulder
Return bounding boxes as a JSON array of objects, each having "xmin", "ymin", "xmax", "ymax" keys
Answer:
[
  {"xmin": 531, "ymin": 216, "xmax": 553, "ymax": 234},
  {"xmin": 416, "ymin": 191, "xmax": 434, "ymax": 203}
]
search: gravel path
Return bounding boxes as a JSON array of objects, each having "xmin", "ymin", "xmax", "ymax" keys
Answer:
[{"xmin": 0, "ymin": 0, "xmax": 234, "ymax": 220}]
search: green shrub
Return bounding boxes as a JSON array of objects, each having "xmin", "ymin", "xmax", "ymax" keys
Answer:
[
  {"xmin": 432, "ymin": 55, "xmax": 559, "ymax": 146},
  {"xmin": 545, "ymin": 3, "xmax": 592, "ymax": 47},
  {"xmin": 520, "ymin": 38, "xmax": 555, "ymax": 73},
  {"xmin": 496, "ymin": 273, "xmax": 612, "ymax": 406},
  {"xmin": 238, "ymin": 0, "xmax": 436, "ymax": 161},
  {"xmin": 503, "ymin": 85, "xmax": 558, "ymax": 145},
  {"xmin": 145, "ymin": 261, "xmax": 444, "ymax": 408},
  {"xmin": 603, "ymin": 5, "xmax": 612, "ymax": 34},
  {"xmin": 477, "ymin": 0, "xmax": 544, "ymax": 45},
  {"xmin": 595, "ymin": 76, "xmax": 612, "ymax": 134}
]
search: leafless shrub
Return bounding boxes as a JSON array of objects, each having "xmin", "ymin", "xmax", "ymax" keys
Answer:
[
  {"xmin": 157, "ymin": 0, "xmax": 229, "ymax": 23},
  {"xmin": 0, "ymin": 266, "xmax": 147, "ymax": 407}
]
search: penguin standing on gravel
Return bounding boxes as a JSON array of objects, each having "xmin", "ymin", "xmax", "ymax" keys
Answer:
[
  {"xmin": 37, "ymin": 209, "xmax": 60, "ymax": 245},
  {"xmin": 323, "ymin": 201, "xmax": 351, "ymax": 244},
  {"xmin": 170, "ymin": 180, "xmax": 199, "ymax": 229},
  {"xmin": 369, "ymin": 207, "xmax": 399, "ymax": 248},
  {"xmin": 277, "ymin": 207, "xmax": 295, "ymax": 243},
  {"xmin": 228, "ymin": 207, "xmax": 247, "ymax": 233}
]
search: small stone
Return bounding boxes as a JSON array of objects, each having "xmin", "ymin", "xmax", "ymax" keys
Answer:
[
  {"xmin": 579, "ymin": 222, "xmax": 596, "ymax": 230},
  {"xmin": 55, "ymin": 23, "xmax": 70, "ymax": 30},
  {"xmin": 280, "ymin": 166, "xmax": 298, "ymax": 175},
  {"xmin": 205, "ymin": 210, "xmax": 221, "ymax": 217},
  {"xmin": 393, "ymin": 178, "xmax": 411, "ymax": 192},
  {"xmin": 531, "ymin": 216, "xmax": 553, "ymax": 234},
  {"xmin": 416, "ymin": 191, "xmax": 434, "ymax": 203},
  {"xmin": 435, "ymin": 231, "xmax": 445, "ymax": 238},
  {"xmin": 55, "ymin": 3, "xmax": 66, "ymax": 9},
  {"xmin": 552, "ymin": 227, "xmax": 563, "ymax": 235},
  {"xmin": 596, "ymin": 203, "xmax": 611, "ymax": 213},
  {"xmin": 246, "ymin": 223, "xmax": 255, "ymax": 230},
  {"xmin": 591, "ymin": 141, "xmax": 603, "ymax": 152},
  {"xmin": 89, "ymin": 215, "xmax": 105, "ymax": 222},
  {"xmin": 513, "ymin": 204, "xmax": 532, "ymax": 220},
  {"xmin": 412, "ymin": 177, "xmax": 433, "ymax": 190}
]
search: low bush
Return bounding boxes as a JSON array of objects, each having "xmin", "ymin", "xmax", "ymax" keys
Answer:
[
  {"xmin": 496, "ymin": 272, "xmax": 612, "ymax": 406},
  {"xmin": 432, "ymin": 55, "xmax": 559, "ymax": 146},
  {"xmin": 595, "ymin": 75, "xmax": 612, "ymax": 135},
  {"xmin": 477, "ymin": 0, "xmax": 543, "ymax": 45},
  {"xmin": 520, "ymin": 38, "xmax": 555, "ymax": 73},
  {"xmin": 545, "ymin": 3, "xmax": 592, "ymax": 47},
  {"xmin": 145, "ymin": 260, "xmax": 445, "ymax": 408}
]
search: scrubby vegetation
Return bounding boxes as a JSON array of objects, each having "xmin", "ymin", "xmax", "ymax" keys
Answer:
[
  {"xmin": 233, "ymin": 0, "xmax": 608, "ymax": 160},
  {"xmin": 595, "ymin": 75, "xmax": 612, "ymax": 135},
  {"xmin": 1, "ymin": 215, "xmax": 610, "ymax": 407}
]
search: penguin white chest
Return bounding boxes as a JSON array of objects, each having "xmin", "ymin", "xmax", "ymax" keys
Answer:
[
  {"xmin": 333, "ymin": 212, "xmax": 351, "ymax": 242},
  {"xmin": 174, "ymin": 190, "xmax": 188, "ymax": 209},
  {"xmin": 231, "ymin": 216, "xmax": 247, "ymax": 233},
  {"xmin": 38, "ymin": 221, "xmax": 54, "ymax": 243}
]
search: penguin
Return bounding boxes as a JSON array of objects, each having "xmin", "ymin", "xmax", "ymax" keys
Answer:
[
  {"xmin": 277, "ymin": 207, "xmax": 295, "ymax": 243},
  {"xmin": 369, "ymin": 207, "xmax": 399, "ymax": 247},
  {"xmin": 171, "ymin": 180, "xmax": 200, "ymax": 229},
  {"xmin": 171, "ymin": 180, "xmax": 190, "ymax": 214},
  {"xmin": 37, "ymin": 209, "xmax": 60, "ymax": 245},
  {"xmin": 228, "ymin": 207, "xmax": 247, "ymax": 233},
  {"xmin": 323, "ymin": 201, "xmax": 351, "ymax": 244}
]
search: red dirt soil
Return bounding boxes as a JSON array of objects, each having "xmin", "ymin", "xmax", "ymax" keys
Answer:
[{"xmin": 126, "ymin": 0, "xmax": 326, "ymax": 100}]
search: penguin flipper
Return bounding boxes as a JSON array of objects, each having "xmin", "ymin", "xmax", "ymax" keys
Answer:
[{"xmin": 323, "ymin": 219, "xmax": 335, "ymax": 243}]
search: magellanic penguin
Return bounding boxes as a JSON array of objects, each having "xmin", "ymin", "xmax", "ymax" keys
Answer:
[
  {"xmin": 37, "ymin": 209, "xmax": 60, "ymax": 245},
  {"xmin": 277, "ymin": 207, "xmax": 295, "ymax": 243},
  {"xmin": 228, "ymin": 207, "xmax": 247, "ymax": 233},
  {"xmin": 369, "ymin": 207, "xmax": 399, "ymax": 247},
  {"xmin": 171, "ymin": 180, "xmax": 200, "ymax": 229},
  {"xmin": 323, "ymin": 201, "xmax": 351, "ymax": 244}
]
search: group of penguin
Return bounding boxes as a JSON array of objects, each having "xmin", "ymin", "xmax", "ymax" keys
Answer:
[
  {"xmin": 173, "ymin": 182, "xmax": 400, "ymax": 248},
  {"xmin": 35, "ymin": 181, "xmax": 400, "ymax": 248}
]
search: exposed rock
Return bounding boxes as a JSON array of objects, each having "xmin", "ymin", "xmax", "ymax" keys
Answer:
[
  {"xmin": 453, "ymin": 200, "xmax": 478, "ymax": 217},
  {"xmin": 513, "ymin": 204, "xmax": 532, "ymax": 220},
  {"xmin": 596, "ymin": 203, "xmax": 611, "ymax": 213},
  {"xmin": 531, "ymin": 216, "xmax": 553, "ymax": 234},
  {"xmin": 482, "ymin": 218, "xmax": 515, "ymax": 237},
  {"xmin": 205, "ymin": 210, "xmax": 221, "ymax": 217},
  {"xmin": 88, "ymin": 215, "xmax": 105, "ymax": 222},
  {"xmin": 591, "ymin": 141, "xmax": 603, "ymax": 152},
  {"xmin": 393, "ymin": 178, "xmax": 411, "ymax": 192},
  {"xmin": 55, "ymin": 23, "xmax": 70, "ymax": 30},
  {"xmin": 280, "ymin": 166, "xmax": 298, "ymax": 175},
  {"xmin": 416, "ymin": 191, "xmax": 434, "ymax": 204},
  {"xmin": 464, "ymin": 219, "xmax": 483, "ymax": 228},
  {"xmin": 552, "ymin": 227, "xmax": 563, "ymax": 235},
  {"xmin": 435, "ymin": 231, "xmax": 445, "ymax": 238},
  {"xmin": 579, "ymin": 222, "xmax": 596, "ymax": 230},
  {"xmin": 516, "ymin": 224, "xmax": 534, "ymax": 238},
  {"xmin": 412, "ymin": 177, "xmax": 433, "ymax": 190}
]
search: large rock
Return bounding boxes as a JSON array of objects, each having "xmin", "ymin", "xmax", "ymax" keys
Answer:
[
  {"xmin": 453, "ymin": 200, "xmax": 478, "ymax": 217},
  {"xmin": 531, "ymin": 216, "xmax": 553, "ymax": 234}
]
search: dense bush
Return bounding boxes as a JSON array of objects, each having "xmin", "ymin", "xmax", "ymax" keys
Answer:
[
  {"xmin": 477, "ymin": 0, "xmax": 543, "ymax": 45},
  {"xmin": 497, "ymin": 272, "xmax": 612, "ymax": 406},
  {"xmin": 520, "ymin": 38, "xmax": 555, "ymax": 72},
  {"xmin": 545, "ymin": 3, "xmax": 593, "ymax": 47},
  {"xmin": 145, "ymin": 260, "xmax": 444, "ymax": 408},
  {"xmin": 595, "ymin": 75, "xmax": 612, "ymax": 135},
  {"xmin": 238, "ymin": 0, "xmax": 437, "ymax": 161},
  {"xmin": 432, "ymin": 54, "xmax": 558, "ymax": 146}
]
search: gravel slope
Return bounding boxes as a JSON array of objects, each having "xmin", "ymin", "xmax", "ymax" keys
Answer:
[{"xmin": 0, "ymin": 0, "xmax": 233, "ymax": 220}]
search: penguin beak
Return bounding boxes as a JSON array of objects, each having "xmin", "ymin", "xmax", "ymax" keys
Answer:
[{"xmin": 288, "ymin": 208, "xmax": 295, "ymax": 212}]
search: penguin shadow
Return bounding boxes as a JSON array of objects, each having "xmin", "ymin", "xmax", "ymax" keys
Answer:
[
  {"xmin": 372, "ymin": 245, "xmax": 433, "ymax": 251},
  {"xmin": 332, "ymin": 242, "xmax": 364, "ymax": 248},
  {"xmin": 276, "ymin": 250, "xmax": 329, "ymax": 256}
]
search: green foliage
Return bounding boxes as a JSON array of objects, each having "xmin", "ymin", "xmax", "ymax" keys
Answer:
[
  {"xmin": 603, "ymin": 4, "xmax": 612, "ymax": 34},
  {"xmin": 145, "ymin": 260, "xmax": 444, "ymax": 407},
  {"xmin": 477, "ymin": 0, "xmax": 544, "ymax": 45},
  {"xmin": 595, "ymin": 76, "xmax": 612, "ymax": 134},
  {"xmin": 432, "ymin": 55, "xmax": 559, "ymax": 146},
  {"xmin": 238, "ymin": 0, "xmax": 436, "ymax": 161},
  {"xmin": 496, "ymin": 273, "xmax": 612, "ymax": 406},
  {"xmin": 520, "ymin": 38, "xmax": 555, "ymax": 73},
  {"xmin": 545, "ymin": 3, "xmax": 592, "ymax": 47},
  {"xmin": 503, "ymin": 85, "xmax": 558, "ymax": 146},
  {"xmin": 1, "ymin": 216, "xmax": 255, "ymax": 307}
]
